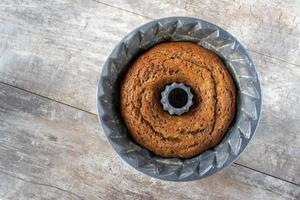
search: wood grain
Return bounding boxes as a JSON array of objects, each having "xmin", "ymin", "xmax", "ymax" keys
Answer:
[
  {"xmin": 238, "ymin": 53, "xmax": 300, "ymax": 184},
  {"xmin": 0, "ymin": 0, "xmax": 299, "ymax": 184},
  {"xmin": 99, "ymin": 0, "xmax": 300, "ymax": 66},
  {"xmin": 0, "ymin": 83, "xmax": 299, "ymax": 200},
  {"xmin": 0, "ymin": 0, "xmax": 148, "ymax": 113}
]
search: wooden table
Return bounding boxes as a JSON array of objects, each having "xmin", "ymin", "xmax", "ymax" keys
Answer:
[{"xmin": 0, "ymin": 0, "xmax": 299, "ymax": 199}]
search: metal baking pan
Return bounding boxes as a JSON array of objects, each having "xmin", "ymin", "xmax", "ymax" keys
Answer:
[{"xmin": 97, "ymin": 17, "xmax": 262, "ymax": 181}]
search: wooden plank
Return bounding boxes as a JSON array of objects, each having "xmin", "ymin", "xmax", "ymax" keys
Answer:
[
  {"xmin": 0, "ymin": 83, "xmax": 299, "ymax": 200},
  {"xmin": 0, "ymin": 0, "xmax": 299, "ymax": 185},
  {"xmin": 0, "ymin": 0, "xmax": 148, "ymax": 113},
  {"xmin": 238, "ymin": 52, "xmax": 300, "ymax": 184},
  {"xmin": 99, "ymin": 0, "xmax": 300, "ymax": 66}
]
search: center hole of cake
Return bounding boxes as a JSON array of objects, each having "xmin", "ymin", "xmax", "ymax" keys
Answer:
[{"xmin": 168, "ymin": 88, "xmax": 189, "ymax": 108}]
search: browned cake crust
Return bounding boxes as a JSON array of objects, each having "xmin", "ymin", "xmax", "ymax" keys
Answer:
[{"xmin": 120, "ymin": 42, "xmax": 236, "ymax": 158}]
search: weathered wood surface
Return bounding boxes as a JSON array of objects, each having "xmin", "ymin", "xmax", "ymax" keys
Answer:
[
  {"xmin": 0, "ymin": 0, "xmax": 299, "ymax": 199},
  {"xmin": 0, "ymin": 0, "xmax": 300, "ymax": 185},
  {"xmin": 0, "ymin": 83, "xmax": 299, "ymax": 200},
  {"xmin": 0, "ymin": 0, "xmax": 147, "ymax": 113},
  {"xmin": 238, "ymin": 53, "xmax": 300, "ymax": 184},
  {"xmin": 101, "ymin": 0, "xmax": 300, "ymax": 66}
]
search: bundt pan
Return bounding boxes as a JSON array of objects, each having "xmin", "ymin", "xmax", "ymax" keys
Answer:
[{"xmin": 97, "ymin": 17, "xmax": 262, "ymax": 181}]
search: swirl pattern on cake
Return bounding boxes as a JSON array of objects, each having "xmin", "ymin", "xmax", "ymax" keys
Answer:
[{"xmin": 120, "ymin": 42, "xmax": 236, "ymax": 158}]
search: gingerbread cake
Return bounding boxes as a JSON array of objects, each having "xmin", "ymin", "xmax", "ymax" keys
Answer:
[{"xmin": 120, "ymin": 42, "xmax": 236, "ymax": 158}]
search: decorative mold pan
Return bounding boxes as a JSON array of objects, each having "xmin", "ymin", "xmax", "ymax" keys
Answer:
[{"xmin": 97, "ymin": 17, "xmax": 262, "ymax": 181}]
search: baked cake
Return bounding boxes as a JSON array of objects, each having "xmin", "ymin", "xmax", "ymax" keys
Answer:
[{"xmin": 120, "ymin": 42, "xmax": 236, "ymax": 158}]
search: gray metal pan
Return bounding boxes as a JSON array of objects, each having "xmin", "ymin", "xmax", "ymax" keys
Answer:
[{"xmin": 97, "ymin": 17, "xmax": 262, "ymax": 181}]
